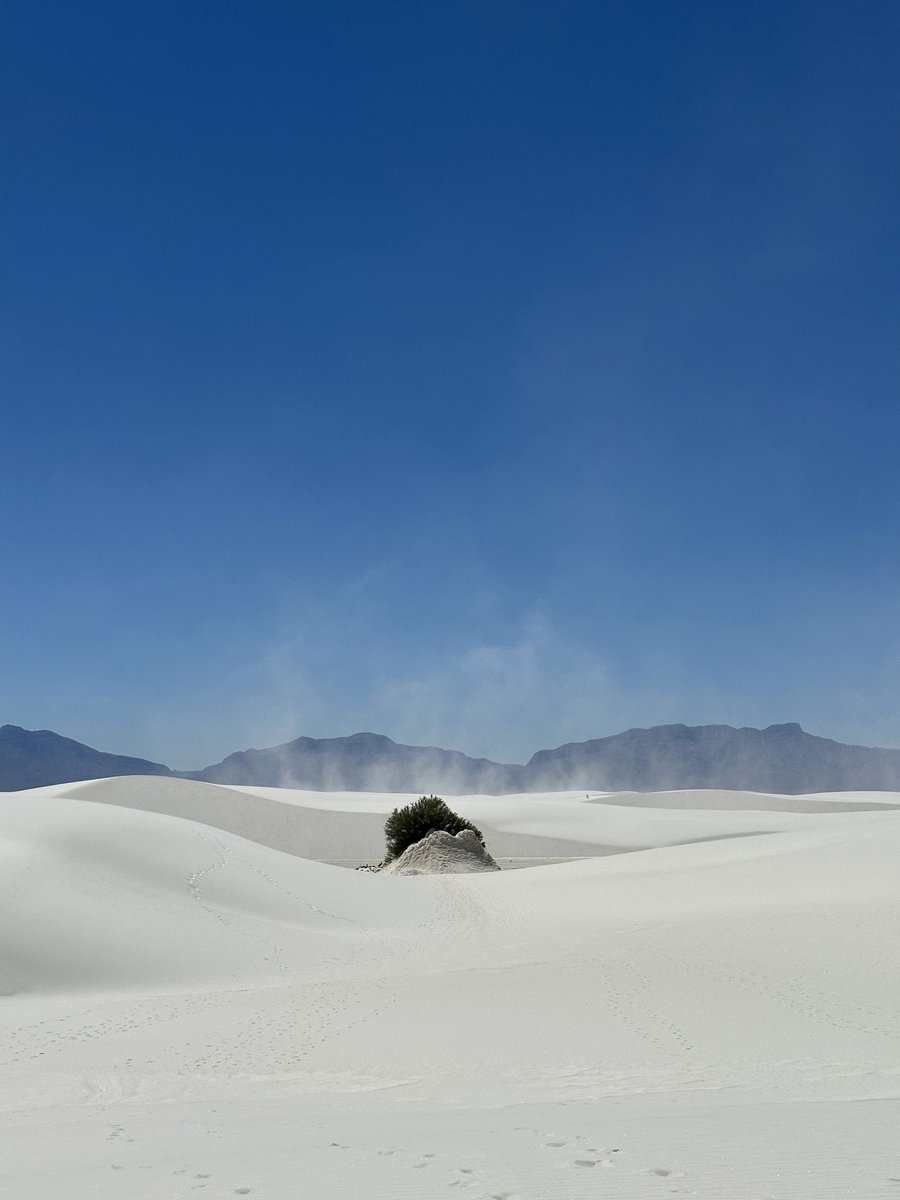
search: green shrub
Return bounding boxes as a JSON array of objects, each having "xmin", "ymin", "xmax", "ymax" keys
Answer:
[{"xmin": 383, "ymin": 795, "xmax": 485, "ymax": 862}]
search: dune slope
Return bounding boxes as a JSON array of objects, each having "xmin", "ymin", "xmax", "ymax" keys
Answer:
[{"xmin": 2, "ymin": 777, "xmax": 899, "ymax": 1198}]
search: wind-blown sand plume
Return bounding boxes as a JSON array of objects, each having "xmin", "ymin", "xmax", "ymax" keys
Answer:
[{"xmin": 2, "ymin": 778, "xmax": 900, "ymax": 1197}]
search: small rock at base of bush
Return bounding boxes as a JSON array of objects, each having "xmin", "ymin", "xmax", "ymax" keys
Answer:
[{"xmin": 382, "ymin": 828, "xmax": 500, "ymax": 876}]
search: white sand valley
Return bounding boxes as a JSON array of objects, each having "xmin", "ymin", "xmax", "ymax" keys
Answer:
[{"xmin": 2, "ymin": 777, "xmax": 900, "ymax": 1197}]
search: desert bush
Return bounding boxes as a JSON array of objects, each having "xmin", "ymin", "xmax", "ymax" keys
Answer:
[{"xmin": 383, "ymin": 794, "xmax": 484, "ymax": 862}]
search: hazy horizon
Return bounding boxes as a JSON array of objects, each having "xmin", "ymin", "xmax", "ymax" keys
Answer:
[{"xmin": 8, "ymin": 712, "xmax": 900, "ymax": 776}]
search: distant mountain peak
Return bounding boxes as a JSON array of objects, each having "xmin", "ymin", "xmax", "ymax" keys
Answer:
[
  {"xmin": 3, "ymin": 721, "xmax": 900, "ymax": 794},
  {"xmin": 0, "ymin": 724, "xmax": 171, "ymax": 791}
]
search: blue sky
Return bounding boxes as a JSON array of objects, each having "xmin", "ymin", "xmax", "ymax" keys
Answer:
[{"xmin": 2, "ymin": 1, "xmax": 899, "ymax": 767}]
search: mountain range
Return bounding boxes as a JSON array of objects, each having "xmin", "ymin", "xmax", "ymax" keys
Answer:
[{"xmin": 3, "ymin": 721, "xmax": 900, "ymax": 794}]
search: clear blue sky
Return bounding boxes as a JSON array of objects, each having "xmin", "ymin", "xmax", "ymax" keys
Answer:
[{"xmin": 2, "ymin": 1, "xmax": 898, "ymax": 767}]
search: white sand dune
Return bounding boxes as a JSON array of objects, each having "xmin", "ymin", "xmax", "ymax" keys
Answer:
[
  {"xmin": 2, "ymin": 776, "xmax": 900, "ymax": 1197},
  {"xmin": 32, "ymin": 774, "xmax": 899, "ymax": 862}
]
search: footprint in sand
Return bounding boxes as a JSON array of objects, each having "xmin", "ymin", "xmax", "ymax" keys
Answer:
[{"xmin": 449, "ymin": 1167, "xmax": 478, "ymax": 1187}]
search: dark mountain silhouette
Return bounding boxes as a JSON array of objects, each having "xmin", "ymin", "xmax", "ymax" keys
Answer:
[
  {"xmin": 523, "ymin": 722, "xmax": 900, "ymax": 792},
  {"xmin": 0, "ymin": 725, "xmax": 172, "ymax": 791},
  {"xmin": 4, "ymin": 721, "xmax": 900, "ymax": 795}
]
